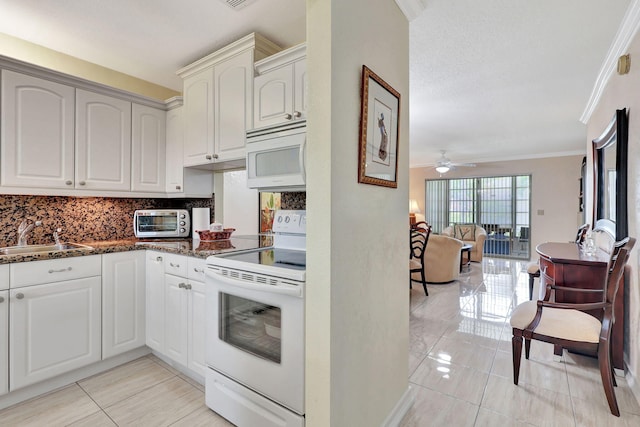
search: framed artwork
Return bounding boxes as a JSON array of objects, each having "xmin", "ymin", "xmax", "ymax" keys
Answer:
[
  {"xmin": 358, "ymin": 65, "xmax": 401, "ymax": 188},
  {"xmin": 259, "ymin": 192, "xmax": 281, "ymax": 233}
]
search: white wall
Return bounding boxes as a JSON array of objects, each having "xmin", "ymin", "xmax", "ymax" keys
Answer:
[
  {"xmin": 586, "ymin": 27, "xmax": 640, "ymax": 398},
  {"xmin": 410, "ymin": 155, "xmax": 584, "ymax": 259},
  {"xmin": 214, "ymin": 170, "xmax": 258, "ymax": 235},
  {"xmin": 306, "ymin": 0, "xmax": 410, "ymax": 426}
]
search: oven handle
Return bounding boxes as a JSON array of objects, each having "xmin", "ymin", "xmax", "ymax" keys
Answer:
[{"xmin": 207, "ymin": 270, "xmax": 302, "ymax": 298}]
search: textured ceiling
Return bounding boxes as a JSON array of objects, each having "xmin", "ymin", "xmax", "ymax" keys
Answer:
[{"xmin": 0, "ymin": 0, "xmax": 631, "ymax": 168}]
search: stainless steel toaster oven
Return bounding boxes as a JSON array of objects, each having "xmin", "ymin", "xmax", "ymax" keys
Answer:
[{"xmin": 134, "ymin": 209, "xmax": 190, "ymax": 238}]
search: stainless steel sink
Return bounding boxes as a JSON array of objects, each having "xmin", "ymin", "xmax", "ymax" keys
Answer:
[{"xmin": 0, "ymin": 242, "xmax": 93, "ymax": 256}]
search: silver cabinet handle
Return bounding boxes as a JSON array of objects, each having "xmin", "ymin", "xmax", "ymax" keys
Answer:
[
  {"xmin": 65, "ymin": 180, "xmax": 73, "ymax": 185},
  {"xmin": 16, "ymin": 293, "xmax": 24, "ymax": 300},
  {"xmin": 293, "ymin": 111, "xmax": 302, "ymax": 118},
  {"xmin": 178, "ymin": 282, "xmax": 186, "ymax": 289},
  {"xmin": 0, "ymin": 296, "xmax": 4, "ymax": 303},
  {"xmin": 193, "ymin": 267, "xmax": 204, "ymax": 273},
  {"xmin": 185, "ymin": 284, "xmax": 192, "ymax": 290},
  {"xmin": 169, "ymin": 262, "xmax": 180, "ymax": 268},
  {"xmin": 156, "ymin": 256, "xmax": 163, "ymax": 262},
  {"xmin": 49, "ymin": 267, "xmax": 72, "ymax": 273},
  {"xmin": 79, "ymin": 181, "xmax": 86, "ymax": 186},
  {"xmin": 213, "ymin": 154, "xmax": 219, "ymax": 159},
  {"xmin": 176, "ymin": 185, "xmax": 181, "ymax": 190},
  {"xmin": 284, "ymin": 113, "xmax": 293, "ymax": 120},
  {"xmin": 205, "ymin": 154, "xmax": 212, "ymax": 160}
]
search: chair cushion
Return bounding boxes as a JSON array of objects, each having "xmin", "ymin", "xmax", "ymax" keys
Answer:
[
  {"xmin": 409, "ymin": 259, "xmax": 421, "ymax": 270},
  {"xmin": 526, "ymin": 262, "xmax": 540, "ymax": 274},
  {"xmin": 510, "ymin": 300, "xmax": 601, "ymax": 343},
  {"xmin": 453, "ymin": 224, "xmax": 476, "ymax": 241}
]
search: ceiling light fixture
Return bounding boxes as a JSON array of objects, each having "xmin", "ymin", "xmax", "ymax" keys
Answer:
[{"xmin": 435, "ymin": 165, "xmax": 450, "ymax": 174}]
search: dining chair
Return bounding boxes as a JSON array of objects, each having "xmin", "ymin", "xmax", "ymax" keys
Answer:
[
  {"xmin": 511, "ymin": 236, "xmax": 635, "ymax": 416},
  {"xmin": 526, "ymin": 223, "xmax": 590, "ymax": 300},
  {"xmin": 410, "ymin": 223, "xmax": 431, "ymax": 296}
]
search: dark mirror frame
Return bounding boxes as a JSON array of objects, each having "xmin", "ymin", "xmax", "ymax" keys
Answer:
[{"xmin": 592, "ymin": 108, "xmax": 628, "ymax": 240}]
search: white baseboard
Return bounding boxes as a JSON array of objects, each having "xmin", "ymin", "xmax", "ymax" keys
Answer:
[
  {"xmin": 0, "ymin": 347, "xmax": 150, "ymax": 411},
  {"xmin": 382, "ymin": 385, "xmax": 415, "ymax": 427}
]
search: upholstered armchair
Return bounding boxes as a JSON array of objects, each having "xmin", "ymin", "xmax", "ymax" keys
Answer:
[
  {"xmin": 442, "ymin": 224, "xmax": 487, "ymax": 262},
  {"xmin": 412, "ymin": 234, "xmax": 463, "ymax": 283}
]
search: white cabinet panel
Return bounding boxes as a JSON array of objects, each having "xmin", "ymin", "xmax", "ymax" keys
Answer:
[
  {"xmin": 164, "ymin": 274, "xmax": 189, "ymax": 366},
  {"xmin": 166, "ymin": 106, "xmax": 184, "ymax": 193},
  {"xmin": 76, "ymin": 89, "xmax": 131, "ymax": 191},
  {"xmin": 145, "ymin": 251, "xmax": 165, "ymax": 353},
  {"xmin": 214, "ymin": 51, "xmax": 252, "ymax": 161},
  {"xmin": 293, "ymin": 59, "xmax": 307, "ymax": 121},
  {"xmin": 132, "ymin": 104, "xmax": 166, "ymax": 192},
  {"xmin": 0, "ymin": 290, "xmax": 7, "ymax": 396},
  {"xmin": 102, "ymin": 251, "xmax": 146, "ymax": 359},
  {"xmin": 9, "ymin": 277, "xmax": 102, "ymax": 390},
  {"xmin": 1, "ymin": 70, "xmax": 75, "ymax": 189},
  {"xmin": 253, "ymin": 66, "xmax": 293, "ymax": 129},
  {"xmin": 187, "ymin": 279, "xmax": 206, "ymax": 376},
  {"xmin": 182, "ymin": 71, "xmax": 214, "ymax": 166}
]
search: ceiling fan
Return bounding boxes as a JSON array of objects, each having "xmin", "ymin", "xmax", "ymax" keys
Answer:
[{"xmin": 434, "ymin": 151, "xmax": 476, "ymax": 174}]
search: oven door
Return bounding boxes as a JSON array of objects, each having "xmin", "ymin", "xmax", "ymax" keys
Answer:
[{"xmin": 205, "ymin": 266, "xmax": 304, "ymax": 414}]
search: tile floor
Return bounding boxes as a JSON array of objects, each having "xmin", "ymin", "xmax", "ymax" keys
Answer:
[
  {"xmin": 1, "ymin": 257, "xmax": 640, "ymax": 426},
  {"xmin": 402, "ymin": 257, "xmax": 640, "ymax": 426}
]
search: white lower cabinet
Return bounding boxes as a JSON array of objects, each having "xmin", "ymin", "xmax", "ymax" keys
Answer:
[
  {"xmin": 9, "ymin": 276, "xmax": 102, "ymax": 390},
  {"xmin": 163, "ymin": 254, "xmax": 207, "ymax": 377},
  {"xmin": 0, "ymin": 289, "xmax": 8, "ymax": 396},
  {"xmin": 146, "ymin": 251, "xmax": 166, "ymax": 352},
  {"xmin": 102, "ymin": 251, "xmax": 146, "ymax": 359}
]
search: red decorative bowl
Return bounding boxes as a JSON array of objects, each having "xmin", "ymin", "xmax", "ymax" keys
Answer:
[{"xmin": 196, "ymin": 228, "xmax": 235, "ymax": 241}]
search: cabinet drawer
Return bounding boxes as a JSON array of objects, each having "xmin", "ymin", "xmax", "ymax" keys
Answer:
[
  {"xmin": 0, "ymin": 265, "xmax": 9, "ymax": 291},
  {"xmin": 188, "ymin": 257, "xmax": 206, "ymax": 282},
  {"xmin": 10, "ymin": 255, "xmax": 101, "ymax": 288},
  {"xmin": 164, "ymin": 253, "xmax": 188, "ymax": 277}
]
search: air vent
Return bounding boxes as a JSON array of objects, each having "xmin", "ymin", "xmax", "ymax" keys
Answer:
[{"xmin": 219, "ymin": 0, "xmax": 258, "ymax": 10}]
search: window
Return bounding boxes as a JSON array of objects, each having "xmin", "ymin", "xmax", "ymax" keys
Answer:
[{"xmin": 425, "ymin": 175, "xmax": 531, "ymax": 259}]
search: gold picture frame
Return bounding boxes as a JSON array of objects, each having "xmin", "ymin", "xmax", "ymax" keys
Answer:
[{"xmin": 358, "ymin": 65, "xmax": 401, "ymax": 188}]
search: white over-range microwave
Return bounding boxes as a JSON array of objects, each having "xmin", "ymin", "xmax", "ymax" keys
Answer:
[{"xmin": 246, "ymin": 121, "xmax": 306, "ymax": 191}]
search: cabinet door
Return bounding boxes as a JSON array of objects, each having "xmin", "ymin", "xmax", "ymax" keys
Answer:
[
  {"xmin": 166, "ymin": 106, "xmax": 184, "ymax": 193},
  {"xmin": 183, "ymin": 70, "xmax": 214, "ymax": 166},
  {"xmin": 76, "ymin": 89, "xmax": 132, "ymax": 191},
  {"xmin": 102, "ymin": 251, "xmax": 146, "ymax": 359},
  {"xmin": 214, "ymin": 51, "xmax": 252, "ymax": 161},
  {"xmin": 164, "ymin": 274, "xmax": 188, "ymax": 366},
  {"xmin": 132, "ymin": 104, "xmax": 166, "ymax": 192},
  {"xmin": 293, "ymin": 59, "xmax": 307, "ymax": 121},
  {"xmin": 188, "ymin": 279, "xmax": 207, "ymax": 376},
  {"xmin": 10, "ymin": 277, "xmax": 101, "ymax": 390},
  {"xmin": 145, "ymin": 251, "xmax": 165, "ymax": 352},
  {"xmin": 1, "ymin": 70, "xmax": 75, "ymax": 189},
  {"xmin": 0, "ymin": 290, "xmax": 7, "ymax": 396},
  {"xmin": 253, "ymin": 65, "xmax": 293, "ymax": 129}
]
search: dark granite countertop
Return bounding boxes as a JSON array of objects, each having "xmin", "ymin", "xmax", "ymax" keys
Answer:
[{"xmin": 0, "ymin": 235, "xmax": 273, "ymax": 265}]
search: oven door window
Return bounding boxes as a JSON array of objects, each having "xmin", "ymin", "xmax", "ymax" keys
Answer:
[
  {"xmin": 219, "ymin": 293, "xmax": 282, "ymax": 364},
  {"xmin": 137, "ymin": 214, "xmax": 177, "ymax": 232}
]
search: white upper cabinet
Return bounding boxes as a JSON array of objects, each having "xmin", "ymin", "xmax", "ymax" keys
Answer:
[
  {"xmin": 1, "ymin": 70, "xmax": 75, "ymax": 189},
  {"xmin": 182, "ymin": 70, "xmax": 214, "ymax": 167},
  {"xmin": 76, "ymin": 89, "xmax": 132, "ymax": 191},
  {"xmin": 166, "ymin": 103, "xmax": 185, "ymax": 193},
  {"xmin": 178, "ymin": 33, "xmax": 281, "ymax": 168},
  {"xmin": 253, "ymin": 44, "xmax": 306, "ymax": 129},
  {"xmin": 214, "ymin": 51, "xmax": 253, "ymax": 162},
  {"xmin": 132, "ymin": 103, "xmax": 166, "ymax": 192}
]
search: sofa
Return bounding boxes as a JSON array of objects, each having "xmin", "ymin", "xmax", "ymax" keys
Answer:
[
  {"xmin": 411, "ymin": 234, "xmax": 463, "ymax": 284},
  {"xmin": 442, "ymin": 224, "xmax": 487, "ymax": 262}
]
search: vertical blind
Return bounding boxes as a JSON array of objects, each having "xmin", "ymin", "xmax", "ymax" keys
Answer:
[{"xmin": 425, "ymin": 175, "xmax": 531, "ymax": 259}]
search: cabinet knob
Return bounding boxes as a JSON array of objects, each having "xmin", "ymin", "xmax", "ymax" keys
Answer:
[
  {"xmin": 176, "ymin": 185, "xmax": 181, "ymax": 190},
  {"xmin": 156, "ymin": 256, "xmax": 163, "ymax": 262},
  {"xmin": 194, "ymin": 267, "xmax": 204, "ymax": 273},
  {"xmin": 0, "ymin": 296, "xmax": 4, "ymax": 303},
  {"xmin": 16, "ymin": 293, "xmax": 24, "ymax": 300},
  {"xmin": 213, "ymin": 154, "xmax": 219, "ymax": 159},
  {"xmin": 293, "ymin": 111, "xmax": 302, "ymax": 118},
  {"xmin": 284, "ymin": 113, "xmax": 293, "ymax": 120},
  {"xmin": 65, "ymin": 180, "xmax": 73, "ymax": 186},
  {"xmin": 205, "ymin": 155, "xmax": 212, "ymax": 160},
  {"xmin": 178, "ymin": 282, "xmax": 186, "ymax": 289},
  {"xmin": 186, "ymin": 284, "xmax": 192, "ymax": 290},
  {"xmin": 79, "ymin": 181, "xmax": 86, "ymax": 186}
]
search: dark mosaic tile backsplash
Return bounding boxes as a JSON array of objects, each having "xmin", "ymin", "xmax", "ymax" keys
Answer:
[
  {"xmin": 0, "ymin": 195, "xmax": 214, "ymax": 245},
  {"xmin": 281, "ymin": 192, "xmax": 306, "ymax": 210}
]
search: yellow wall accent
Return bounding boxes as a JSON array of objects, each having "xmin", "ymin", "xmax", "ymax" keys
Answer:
[{"xmin": 0, "ymin": 32, "xmax": 179, "ymax": 101}]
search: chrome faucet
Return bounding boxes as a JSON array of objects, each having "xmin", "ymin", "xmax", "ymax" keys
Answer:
[{"xmin": 17, "ymin": 219, "xmax": 42, "ymax": 246}]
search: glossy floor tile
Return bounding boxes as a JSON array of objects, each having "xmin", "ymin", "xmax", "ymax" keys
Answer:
[{"xmin": 402, "ymin": 258, "xmax": 640, "ymax": 426}]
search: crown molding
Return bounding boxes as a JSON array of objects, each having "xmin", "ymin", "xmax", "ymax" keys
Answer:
[
  {"xmin": 394, "ymin": 0, "xmax": 427, "ymax": 21},
  {"xmin": 580, "ymin": 0, "xmax": 640, "ymax": 124}
]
